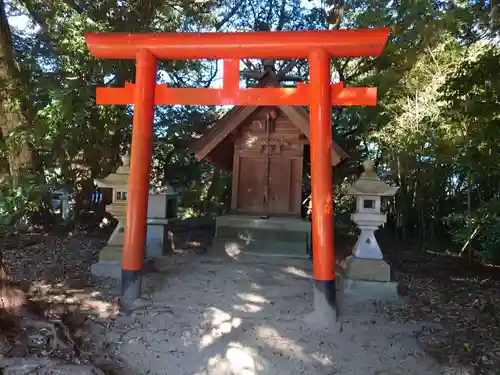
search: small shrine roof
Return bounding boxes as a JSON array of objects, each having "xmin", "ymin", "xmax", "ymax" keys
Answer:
[{"xmin": 191, "ymin": 71, "xmax": 348, "ymax": 171}]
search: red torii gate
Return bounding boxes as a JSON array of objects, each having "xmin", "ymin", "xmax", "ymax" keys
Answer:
[{"xmin": 84, "ymin": 28, "xmax": 389, "ymax": 317}]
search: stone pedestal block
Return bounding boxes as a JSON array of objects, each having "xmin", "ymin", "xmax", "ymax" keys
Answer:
[
  {"xmin": 146, "ymin": 219, "xmax": 173, "ymax": 258},
  {"xmin": 342, "ymin": 255, "xmax": 391, "ymax": 282},
  {"xmin": 91, "ymin": 244, "xmax": 123, "ymax": 279},
  {"xmin": 144, "ymin": 192, "xmax": 177, "ymax": 259},
  {"xmin": 336, "ymin": 257, "xmax": 398, "ymax": 307},
  {"xmin": 336, "ymin": 267, "xmax": 398, "ymax": 309},
  {"xmin": 147, "ymin": 194, "xmax": 177, "ymax": 219}
]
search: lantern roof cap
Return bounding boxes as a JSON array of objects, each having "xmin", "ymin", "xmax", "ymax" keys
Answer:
[
  {"xmin": 347, "ymin": 160, "xmax": 399, "ymax": 197},
  {"xmin": 95, "ymin": 154, "xmax": 130, "ymax": 188},
  {"xmin": 95, "ymin": 153, "xmax": 178, "ymax": 195}
]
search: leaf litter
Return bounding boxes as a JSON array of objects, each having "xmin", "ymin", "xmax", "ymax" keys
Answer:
[
  {"xmin": 383, "ymin": 250, "xmax": 500, "ymax": 374},
  {"xmin": 0, "ymin": 226, "xmax": 121, "ymax": 375}
]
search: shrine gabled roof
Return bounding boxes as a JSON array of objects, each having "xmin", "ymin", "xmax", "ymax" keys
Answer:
[{"xmin": 191, "ymin": 71, "xmax": 349, "ymax": 171}]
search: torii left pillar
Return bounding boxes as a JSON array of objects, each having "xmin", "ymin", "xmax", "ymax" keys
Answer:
[{"xmin": 121, "ymin": 49, "xmax": 157, "ymax": 301}]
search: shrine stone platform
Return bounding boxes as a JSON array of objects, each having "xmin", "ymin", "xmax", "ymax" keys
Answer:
[{"xmin": 212, "ymin": 214, "xmax": 311, "ymax": 259}]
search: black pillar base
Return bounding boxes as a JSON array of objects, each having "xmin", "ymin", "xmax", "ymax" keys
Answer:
[
  {"xmin": 121, "ymin": 269, "xmax": 141, "ymax": 306},
  {"xmin": 304, "ymin": 279, "xmax": 339, "ymax": 330},
  {"xmin": 313, "ymin": 279, "xmax": 336, "ymax": 311}
]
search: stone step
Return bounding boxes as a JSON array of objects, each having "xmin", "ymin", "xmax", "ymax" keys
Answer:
[
  {"xmin": 213, "ymin": 236, "xmax": 310, "ymax": 259},
  {"xmin": 215, "ymin": 225, "xmax": 309, "ymax": 243}
]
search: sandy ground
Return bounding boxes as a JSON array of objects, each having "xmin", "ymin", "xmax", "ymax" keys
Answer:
[{"xmin": 98, "ymin": 252, "xmax": 449, "ymax": 375}]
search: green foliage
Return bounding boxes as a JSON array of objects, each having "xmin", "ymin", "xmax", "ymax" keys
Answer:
[
  {"xmin": 369, "ymin": 36, "xmax": 500, "ymax": 258},
  {"xmin": 0, "ymin": 174, "xmax": 45, "ymax": 227},
  {"xmin": 444, "ymin": 200, "xmax": 500, "ymax": 262},
  {"xmin": 436, "ymin": 43, "xmax": 500, "ymax": 260},
  {"xmin": 2, "ymin": 0, "xmax": 220, "ymax": 222}
]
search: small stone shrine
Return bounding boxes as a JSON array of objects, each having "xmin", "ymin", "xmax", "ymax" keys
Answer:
[
  {"xmin": 50, "ymin": 186, "xmax": 74, "ymax": 222},
  {"xmin": 147, "ymin": 184, "xmax": 178, "ymax": 258},
  {"xmin": 91, "ymin": 153, "xmax": 178, "ymax": 278},
  {"xmin": 339, "ymin": 159, "xmax": 399, "ymax": 299}
]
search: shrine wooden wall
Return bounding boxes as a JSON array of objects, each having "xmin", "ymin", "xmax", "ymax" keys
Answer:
[{"xmin": 230, "ymin": 107, "xmax": 304, "ymax": 216}]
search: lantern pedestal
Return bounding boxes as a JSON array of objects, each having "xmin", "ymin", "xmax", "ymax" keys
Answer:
[{"xmin": 342, "ymin": 256, "xmax": 391, "ymax": 281}]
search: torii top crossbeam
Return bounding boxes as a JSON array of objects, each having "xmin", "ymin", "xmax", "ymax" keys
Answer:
[
  {"xmin": 85, "ymin": 28, "xmax": 389, "ymax": 59},
  {"xmin": 84, "ymin": 27, "xmax": 390, "ymax": 315},
  {"xmin": 85, "ymin": 28, "xmax": 389, "ymax": 107}
]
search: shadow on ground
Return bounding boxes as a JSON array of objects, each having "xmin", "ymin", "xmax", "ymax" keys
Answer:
[{"xmin": 98, "ymin": 247, "xmax": 449, "ymax": 375}]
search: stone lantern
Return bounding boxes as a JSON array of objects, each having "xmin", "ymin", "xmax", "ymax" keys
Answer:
[
  {"xmin": 91, "ymin": 153, "xmax": 179, "ymax": 278},
  {"xmin": 340, "ymin": 160, "xmax": 399, "ymax": 298}
]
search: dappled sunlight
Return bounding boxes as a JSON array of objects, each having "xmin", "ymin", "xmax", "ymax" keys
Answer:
[
  {"xmin": 280, "ymin": 87, "xmax": 298, "ymax": 98},
  {"xmin": 243, "ymin": 132, "xmax": 259, "ymax": 148},
  {"xmin": 238, "ymin": 230, "xmax": 255, "ymax": 245},
  {"xmin": 80, "ymin": 297, "xmax": 118, "ymax": 318},
  {"xmin": 225, "ymin": 342, "xmax": 261, "ymax": 374},
  {"xmin": 205, "ymin": 307, "xmax": 232, "ymax": 326},
  {"xmin": 199, "ymin": 307, "xmax": 242, "ymax": 349},
  {"xmin": 28, "ymin": 280, "xmax": 119, "ymax": 319},
  {"xmin": 254, "ymin": 326, "xmax": 310, "ymax": 362},
  {"xmin": 29, "ymin": 280, "xmax": 54, "ymax": 294},
  {"xmin": 194, "ymin": 297, "xmax": 324, "ymax": 374},
  {"xmin": 249, "ymin": 281, "xmax": 262, "ymax": 290},
  {"xmin": 224, "ymin": 242, "xmax": 243, "ymax": 258},
  {"xmin": 236, "ymin": 292, "xmax": 269, "ymax": 304},
  {"xmin": 233, "ymin": 302, "xmax": 263, "ymax": 313},
  {"xmin": 311, "ymin": 351, "xmax": 335, "ymax": 366},
  {"xmin": 281, "ymin": 265, "xmax": 311, "ymax": 279},
  {"xmin": 204, "ymin": 342, "xmax": 265, "ymax": 375},
  {"xmin": 233, "ymin": 292, "xmax": 267, "ymax": 313}
]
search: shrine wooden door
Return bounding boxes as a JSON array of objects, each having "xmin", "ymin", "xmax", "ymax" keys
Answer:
[{"xmin": 231, "ymin": 109, "xmax": 304, "ymax": 216}]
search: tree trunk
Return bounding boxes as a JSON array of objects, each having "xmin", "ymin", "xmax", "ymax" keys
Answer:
[
  {"xmin": 325, "ymin": 0, "xmax": 346, "ymax": 30},
  {"xmin": 203, "ymin": 167, "xmax": 221, "ymax": 214},
  {"xmin": 0, "ymin": 0, "xmax": 32, "ymax": 186}
]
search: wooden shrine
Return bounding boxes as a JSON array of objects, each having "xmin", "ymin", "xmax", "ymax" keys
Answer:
[{"xmin": 193, "ymin": 73, "xmax": 348, "ymax": 218}]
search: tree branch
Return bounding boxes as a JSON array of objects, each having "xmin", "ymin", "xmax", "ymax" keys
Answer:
[
  {"xmin": 215, "ymin": 0, "xmax": 245, "ymax": 30},
  {"xmin": 276, "ymin": 0, "xmax": 287, "ymax": 31}
]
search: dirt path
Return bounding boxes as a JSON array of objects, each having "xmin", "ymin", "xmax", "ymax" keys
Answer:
[{"xmin": 97, "ymin": 252, "xmax": 450, "ymax": 375}]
